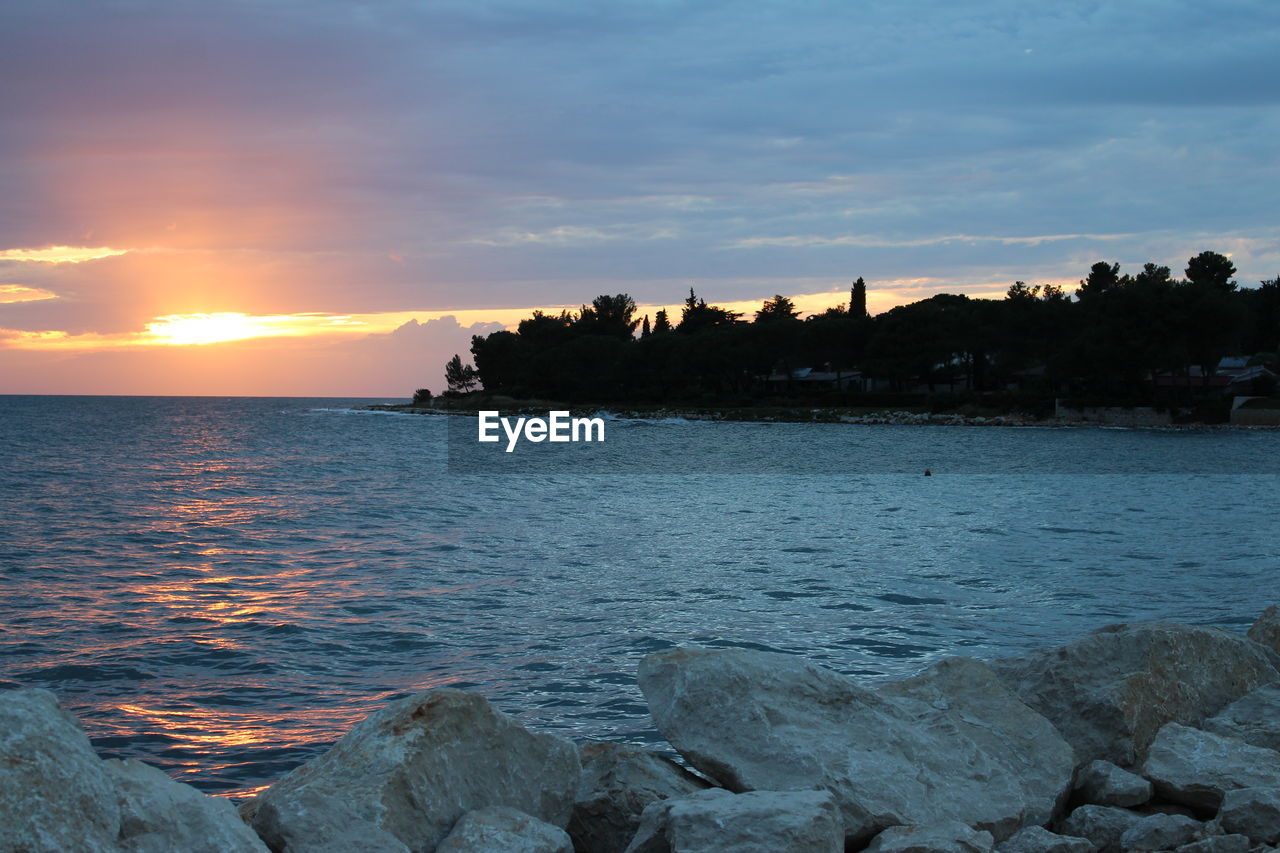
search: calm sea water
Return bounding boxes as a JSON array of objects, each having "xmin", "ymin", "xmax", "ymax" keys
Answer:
[{"xmin": 1, "ymin": 395, "xmax": 1277, "ymax": 795}]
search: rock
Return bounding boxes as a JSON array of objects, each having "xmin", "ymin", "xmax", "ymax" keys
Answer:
[
  {"xmin": 1073, "ymin": 760, "xmax": 1153, "ymax": 807},
  {"xmin": 624, "ymin": 788, "xmax": 842, "ymax": 853},
  {"xmin": 1142, "ymin": 724, "xmax": 1280, "ymax": 810},
  {"xmin": 249, "ymin": 788, "xmax": 409, "ymax": 852},
  {"xmin": 1057, "ymin": 804, "xmax": 1144, "ymax": 853},
  {"xmin": 245, "ymin": 689, "xmax": 580, "ymax": 853},
  {"xmin": 996, "ymin": 826, "xmax": 1092, "ymax": 853},
  {"xmin": 1175, "ymin": 836, "xmax": 1253, "ymax": 853},
  {"xmin": 568, "ymin": 742, "xmax": 710, "ymax": 853},
  {"xmin": 436, "ymin": 807, "xmax": 573, "ymax": 853},
  {"xmin": 1249, "ymin": 606, "xmax": 1280, "ymax": 655},
  {"xmin": 104, "ymin": 759, "xmax": 268, "ymax": 853},
  {"xmin": 867, "ymin": 821, "xmax": 995, "ymax": 853},
  {"xmin": 1219, "ymin": 788, "xmax": 1280, "ymax": 845},
  {"xmin": 638, "ymin": 649, "xmax": 1073, "ymax": 844},
  {"xmin": 1118, "ymin": 813, "xmax": 1204, "ymax": 851},
  {"xmin": 1204, "ymin": 685, "xmax": 1280, "ymax": 753},
  {"xmin": 990, "ymin": 622, "xmax": 1279, "ymax": 767},
  {"xmin": 0, "ymin": 688, "xmax": 122, "ymax": 853}
]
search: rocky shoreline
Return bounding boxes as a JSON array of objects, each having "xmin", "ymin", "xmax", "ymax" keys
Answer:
[{"xmin": 4, "ymin": 607, "xmax": 1280, "ymax": 852}]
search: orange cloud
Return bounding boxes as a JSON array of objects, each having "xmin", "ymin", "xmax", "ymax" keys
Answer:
[
  {"xmin": 0, "ymin": 246, "xmax": 129, "ymax": 264},
  {"xmin": 0, "ymin": 284, "xmax": 58, "ymax": 303}
]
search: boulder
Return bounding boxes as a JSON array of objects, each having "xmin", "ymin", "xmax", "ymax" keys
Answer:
[
  {"xmin": 1248, "ymin": 606, "xmax": 1280, "ymax": 655},
  {"xmin": 638, "ymin": 649, "xmax": 1073, "ymax": 844},
  {"xmin": 624, "ymin": 788, "xmax": 843, "ymax": 853},
  {"xmin": 0, "ymin": 688, "xmax": 123, "ymax": 853},
  {"xmin": 867, "ymin": 821, "xmax": 995, "ymax": 853},
  {"xmin": 1073, "ymin": 760, "xmax": 1153, "ymax": 808},
  {"xmin": 245, "ymin": 689, "xmax": 580, "ymax": 852},
  {"xmin": 1174, "ymin": 836, "xmax": 1253, "ymax": 853},
  {"xmin": 1203, "ymin": 685, "xmax": 1280, "ymax": 753},
  {"xmin": 248, "ymin": 788, "xmax": 409, "ymax": 852},
  {"xmin": 1141, "ymin": 724, "xmax": 1280, "ymax": 810},
  {"xmin": 990, "ymin": 622, "xmax": 1279, "ymax": 767},
  {"xmin": 436, "ymin": 807, "xmax": 573, "ymax": 853},
  {"xmin": 1218, "ymin": 788, "xmax": 1280, "ymax": 845},
  {"xmin": 1057, "ymin": 805, "xmax": 1144, "ymax": 853},
  {"xmin": 568, "ymin": 742, "xmax": 710, "ymax": 853},
  {"xmin": 995, "ymin": 826, "xmax": 1092, "ymax": 853},
  {"xmin": 104, "ymin": 759, "xmax": 268, "ymax": 853},
  {"xmin": 1118, "ymin": 813, "xmax": 1204, "ymax": 851}
]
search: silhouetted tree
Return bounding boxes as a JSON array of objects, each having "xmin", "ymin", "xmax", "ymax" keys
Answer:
[
  {"xmin": 641, "ymin": 315, "xmax": 651, "ymax": 337},
  {"xmin": 444, "ymin": 354, "xmax": 479, "ymax": 393},
  {"xmin": 755, "ymin": 294, "xmax": 800, "ymax": 322},
  {"xmin": 652, "ymin": 309, "xmax": 672, "ymax": 334},
  {"xmin": 850, "ymin": 277, "xmax": 868, "ymax": 318}
]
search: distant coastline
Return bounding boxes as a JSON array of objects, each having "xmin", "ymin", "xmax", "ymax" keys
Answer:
[{"xmin": 364, "ymin": 397, "xmax": 1280, "ymax": 430}]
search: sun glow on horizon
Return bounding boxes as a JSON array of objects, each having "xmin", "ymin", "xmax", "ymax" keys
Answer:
[{"xmin": 0, "ymin": 245, "xmax": 129, "ymax": 264}]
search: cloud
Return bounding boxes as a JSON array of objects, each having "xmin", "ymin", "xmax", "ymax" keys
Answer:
[
  {"xmin": 2, "ymin": 0, "xmax": 1279, "ymax": 392},
  {"xmin": 0, "ymin": 284, "xmax": 58, "ymax": 304},
  {"xmin": 0, "ymin": 246, "xmax": 128, "ymax": 263}
]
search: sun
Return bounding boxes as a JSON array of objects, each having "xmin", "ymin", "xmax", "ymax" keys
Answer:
[{"xmin": 145, "ymin": 313, "xmax": 270, "ymax": 345}]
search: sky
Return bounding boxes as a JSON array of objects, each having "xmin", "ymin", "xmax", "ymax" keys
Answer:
[{"xmin": 2, "ymin": 0, "xmax": 1278, "ymax": 396}]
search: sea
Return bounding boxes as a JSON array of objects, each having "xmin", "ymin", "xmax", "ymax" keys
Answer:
[{"xmin": 1, "ymin": 395, "xmax": 1277, "ymax": 796}]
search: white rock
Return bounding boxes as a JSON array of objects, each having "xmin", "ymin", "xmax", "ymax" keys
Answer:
[
  {"xmin": 624, "ymin": 788, "xmax": 843, "ymax": 853},
  {"xmin": 1142, "ymin": 724, "xmax": 1280, "ymax": 810},
  {"xmin": 867, "ymin": 821, "xmax": 995, "ymax": 853},
  {"xmin": 1218, "ymin": 788, "xmax": 1280, "ymax": 845},
  {"xmin": 245, "ymin": 688, "xmax": 580, "ymax": 852},
  {"xmin": 1118, "ymin": 813, "xmax": 1204, "ymax": 851},
  {"xmin": 1204, "ymin": 686, "xmax": 1280, "ymax": 753},
  {"xmin": 436, "ymin": 807, "xmax": 573, "ymax": 853},
  {"xmin": 104, "ymin": 759, "xmax": 268, "ymax": 853},
  {"xmin": 242, "ymin": 788, "xmax": 409, "ymax": 852},
  {"xmin": 1248, "ymin": 606, "xmax": 1280, "ymax": 655},
  {"xmin": 569, "ymin": 742, "xmax": 710, "ymax": 853},
  {"xmin": 1057, "ymin": 804, "xmax": 1144, "ymax": 853},
  {"xmin": 638, "ymin": 649, "xmax": 1073, "ymax": 844},
  {"xmin": 991, "ymin": 622, "xmax": 1278, "ymax": 767},
  {"xmin": 0, "ymin": 688, "xmax": 122, "ymax": 853},
  {"xmin": 1073, "ymin": 760, "xmax": 1153, "ymax": 808},
  {"xmin": 996, "ymin": 826, "xmax": 1092, "ymax": 853}
]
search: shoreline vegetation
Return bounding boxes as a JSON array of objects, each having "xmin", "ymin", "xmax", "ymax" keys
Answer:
[
  {"xmin": 413, "ymin": 253, "xmax": 1280, "ymax": 429},
  {"xmin": 4, "ymin": 606, "xmax": 1280, "ymax": 852}
]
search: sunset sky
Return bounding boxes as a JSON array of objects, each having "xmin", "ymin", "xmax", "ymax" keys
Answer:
[{"xmin": 2, "ymin": 1, "xmax": 1278, "ymax": 396}]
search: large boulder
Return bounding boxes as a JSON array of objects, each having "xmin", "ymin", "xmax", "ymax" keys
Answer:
[
  {"xmin": 1203, "ymin": 685, "xmax": 1280, "ymax": 753},
  {"xmin": 1217, "ymin": 787, "xmax": 1280, "ymax": 845},
  {"xmin": 1248, "ymin": 606, "xmax": 1280, "ymax": 655},
  {"xmin": 1174, "ymin": 836, "xmax": 1252, "ymax": 853},
  {"xmin": 1141, "ymin": 724, "xmax": 1280, "ymax": 810},
  {"xmin": 0, "ymin": 688, "xmax": 123, "ymax": 853},
  {"xmin": 436, "ymin": 807, "xmax": 573, "ymax": 853},
  {"xmin": 246, "ymin": 689, "xmax": 580, "ymax": 852},
  {"xmin": 866, "ymin": 821, "xmax": 995, "ymax": 853},
  {"xmin": 1072, "ymin": 759, "xmax": 1152, "ymax": 808},
  {"xmin": 1117, "ymin": 813, "xmax": 1204, "ymax": 851},
  {"xmin": 239, "ymin": 788, "xmax": 409, "ymax": 852},
  {"xmin": 995, "ymin": 826, "xmax": 1091, "ymax": 853},
  {"xmin": 624, "ymin": 788, "xmax": 843, "ymax": 853},
  {"xmin": 638, "ymin": 649, "xmax": 1073, "ymax": 844},
  {"xmin": 990, "ymin": 622, "xmax": 1278, "ymax": 767},
  {"xmin": 105, "ymin": 759, "xmax": 268, "ymax": 853},
  {"xmin": 569, "ymin": 742, "xmax": 710, "ymax": 853},
  {"xmin": 1056, "ymin": 804, "xmax": 1144, "ymax": 853}
]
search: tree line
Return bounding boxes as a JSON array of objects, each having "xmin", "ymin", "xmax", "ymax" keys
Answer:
[{"xmin": 433, "ymin": 252, "xmax": 1279, "ymax": 406}]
